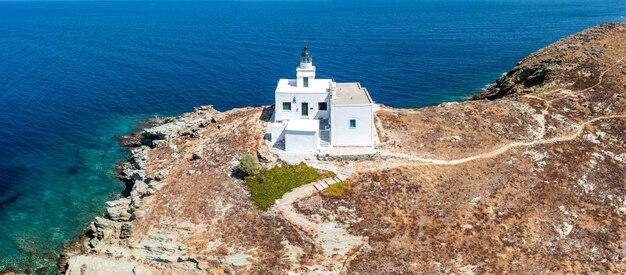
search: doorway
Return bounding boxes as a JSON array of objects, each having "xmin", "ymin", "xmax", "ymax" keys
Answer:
[{"xmin": 301, "ymin": 102, "xmax": 308, "ymax": 117}]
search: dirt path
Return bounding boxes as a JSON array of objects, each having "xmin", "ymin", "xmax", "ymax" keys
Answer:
[
  {"xmin": 380, "ymin": 58, "xmax": 625, "ymax": 167},
  {"xmin": 380, "ymin": 114, "xmax": 626, "ymax": 166},
  {"xmin": 272, "ymin": 58, "xmax": 624, "ymax": 274},
  {"xmin": 274, "ymin": 177, "xmax": 365, "ymax": 274},
  {"xmin": 274, "ymin": 112, "xmax": 625, "ymax": 273},
  {"xmin": 275, "ymin": 183, "xmax": 319, "ymax": 236},
  {"xmin": 546, "ymin": 58, "xmax": 623, "ymax": 107}
]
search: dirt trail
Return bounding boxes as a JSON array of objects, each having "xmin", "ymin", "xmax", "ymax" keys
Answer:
[
  {"xmin": 274, "ymin": 178, "xmax": 365, "ymax": 274},
  {"xmin": 379, "ymin": 58, "xmax": 625, "ymax": 167},
  {"xmin": 380, "ymin": 114, "xmax": 625, "ymax": 166},
  {"xmin": 546, "ymin": 58, "xmax": 623, "ymax": 106},
  {"xmin": 275, "ymin": 184, "xmax": 319, "ymax": 236},
  {"xmin": 274, "ymin": 111, "xmax": 626, "ymax": 273},
  {"xmin": 274, "ymin": 58, "xmax": 625, "ymax": 274}
]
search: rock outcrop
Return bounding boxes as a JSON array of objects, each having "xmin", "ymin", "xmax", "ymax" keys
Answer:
[
  {"xmin": 62, "ymin": 23, "xmax": 626, "ymax": 274},
  {"xmin": 472, "ymin": 23, "xmax": 622, "ymax": 101},
  {"xmin": 471, "ymin": 59, "xmax": 561, "ymax": 100}
]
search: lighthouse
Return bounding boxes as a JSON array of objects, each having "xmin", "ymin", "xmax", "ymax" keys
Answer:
[
  {"xmin": 270, "ymin": 46, "xmax": 376, "ymax": 156},
  {"xmin": 296, "ymin": 46, "xmax": 316, "ymax": 88}
]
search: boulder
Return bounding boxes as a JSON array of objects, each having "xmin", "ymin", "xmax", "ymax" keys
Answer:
[
  {"xmin": 105, "ymin": 198, "xmax": 132, "ymax": 221},
  {"xmin": 131, "ymin": 181, "xmax": 150, "ymax": 197},
  {"xmin": 120, "ymin": 223, "xmax": 132, "ymax": 239},
  {"xmin": 191, "ymin": 152, "xmax": 202, "ymax": 160}
]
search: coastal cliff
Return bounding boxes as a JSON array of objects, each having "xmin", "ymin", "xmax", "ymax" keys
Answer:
[{"xmin": 61, "ymin": 23, "xmax": 626, "ymax": 274}]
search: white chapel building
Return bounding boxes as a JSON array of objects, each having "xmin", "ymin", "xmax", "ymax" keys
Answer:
[{"xmin": 269, "ymin": 46, "xmax": 376, "ymax": 155}]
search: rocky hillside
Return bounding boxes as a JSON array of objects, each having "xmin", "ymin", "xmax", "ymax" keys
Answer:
[{"xmin": 61, "ymin": 23, "xmax": 626, "ymax": 274}]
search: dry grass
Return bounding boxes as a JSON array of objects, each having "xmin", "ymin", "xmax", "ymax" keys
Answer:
[{"xmin": 323, "ymin": 181, "xmax": 350, "ymax": 198}]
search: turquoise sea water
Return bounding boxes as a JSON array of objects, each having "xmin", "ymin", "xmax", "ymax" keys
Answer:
[{"xmin": 1, "ymin": 0, "xmax": 625, "ymax": 272}]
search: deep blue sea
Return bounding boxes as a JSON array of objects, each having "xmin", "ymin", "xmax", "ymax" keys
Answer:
[{"xmin": 0, "ymin": 0, "xmax": 624, "ymax": 272}]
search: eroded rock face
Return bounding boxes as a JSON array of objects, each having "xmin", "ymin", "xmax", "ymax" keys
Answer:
[
  {"xmin": 61, "ymin": 23, "xmax": 626, "ymax": 274},
  {"xmin": 472, "ymin": 59, "xmax": 562, "ymax": 100},
  {"xmin": 472, "ymin": 23, "xmax": 624, "ymax": 101}
]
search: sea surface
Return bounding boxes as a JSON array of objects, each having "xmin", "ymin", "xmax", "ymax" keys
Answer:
[{"xmin": 1, "ymin": 0, "xmax": 624, "ymax": 272}]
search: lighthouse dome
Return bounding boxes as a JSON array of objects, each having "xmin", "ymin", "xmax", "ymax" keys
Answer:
[
  {"xmin": 300, "ymin": 46, "xmax": 312, "ymax": 63},
  {"xmin": 300, "ymin": 47, "xmax": 311, "ymax": 57}
]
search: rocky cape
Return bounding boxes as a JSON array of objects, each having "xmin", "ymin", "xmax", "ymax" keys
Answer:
[{"xmin": 60, "ymin": 23, "xmax": 626, "ymax": 274}]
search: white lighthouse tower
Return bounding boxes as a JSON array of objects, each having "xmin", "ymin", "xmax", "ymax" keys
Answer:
[{"xmin": 296, "ymin": 46, "xmax": 315, "ymax": 88}]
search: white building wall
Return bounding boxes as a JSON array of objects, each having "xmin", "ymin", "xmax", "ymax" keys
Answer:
[
  {"xmin": 330, "ymin": 104, "xmax": 374, "ymax": 146},
  {"xmin": 270, "ymin": 122, "xmax": 286, "ymax": 144},
  {"xmin": 275, "ymin": 93, "xmax": 330, "ymax": 121},
  {"xmin": 285, "ymin": 130, "xmax": 319, "ymax": 153}
]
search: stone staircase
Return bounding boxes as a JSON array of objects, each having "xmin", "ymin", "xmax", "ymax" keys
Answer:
[
  {"xmin": 312, "ymin": 172, "xmax": 350, "ymax": 191},
  {"xmin": 319, "ymin": 130, "xmax": 330, "ymax": 148}
]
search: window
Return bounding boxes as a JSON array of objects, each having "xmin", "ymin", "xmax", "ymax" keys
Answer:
[
  {"xmin": 282, "ymin": 102, "xmax": 291, "ymax": 111},
  {"xmin": 318, "ymin": 102, "xmax": 327, "ymax": 111},
  {"xmin": 349, "ymin": 119, "xmax": 357, "ymax": 129},
  {"xmin": 303, "ymin": 77, "xmax": 309, "ymax": 87}
]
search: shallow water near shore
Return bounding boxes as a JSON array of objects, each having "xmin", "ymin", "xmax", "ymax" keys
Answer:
[
  {"xmin": 0, "ymin": 114, "xmax": 143, "ymax": 270},
  {"xmin": 1, "ymin": 0, "xmax": 625, "ymax": 272}
]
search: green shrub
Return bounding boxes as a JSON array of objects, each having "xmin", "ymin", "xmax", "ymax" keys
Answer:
[
  {"xmin": 236, "ymin": 153, "xmax": 260, "ymax": 178},
  {"xmin": 245, "ymin": 162, "xmax": 326, "ymax": 210},
  {"xmin": 324, "ymin": 181, "xmax": 350, "ymax": 198}
]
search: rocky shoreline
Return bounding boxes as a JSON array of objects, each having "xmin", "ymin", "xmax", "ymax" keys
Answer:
[
  {"xmin": 58, "ymin": 23, "xmax": 626, "ymax": 274},
  {"xmin": 59, "ymin": 106, "xmax": 221, "ymax": 273}
]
